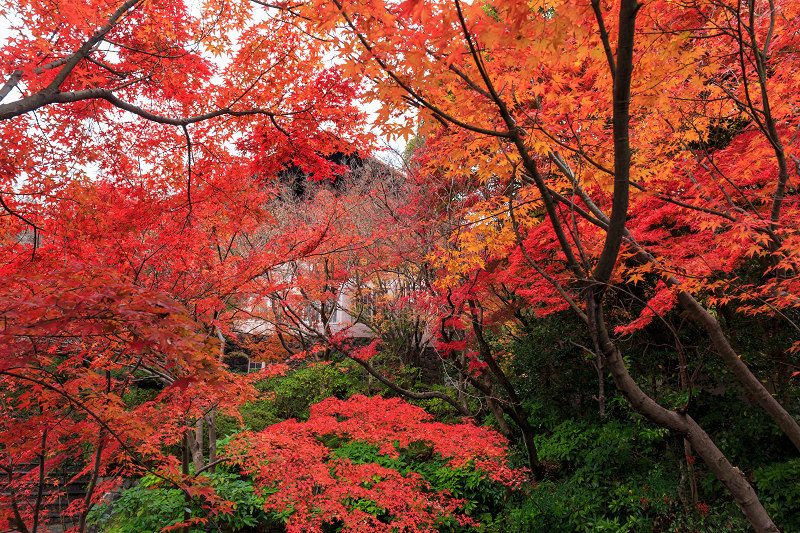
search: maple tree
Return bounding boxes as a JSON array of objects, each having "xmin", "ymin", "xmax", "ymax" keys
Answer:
[{"xmin": 0, "ymin": 264, "xmax": 269, "ymax": 532}]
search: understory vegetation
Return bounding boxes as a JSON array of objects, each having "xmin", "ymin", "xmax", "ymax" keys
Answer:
[{"xmin": 86, "ymin": 309, "xmax": 800, "ymax": 532}]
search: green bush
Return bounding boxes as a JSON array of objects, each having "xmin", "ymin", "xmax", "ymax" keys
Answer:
[
  {"xmin": 215, "ymin": 360, "xmax": 371, "ymax": 437},
  {"xmin": 754, "ymin": 458, "xmax": 800, "ymax": 531},
  {"xmin": 87, "ymin": 472, "xmax": 278, "ymax": 533}
]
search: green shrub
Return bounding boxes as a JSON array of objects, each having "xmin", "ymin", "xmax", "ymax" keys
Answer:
[
  {"xmin": 754, "ymin": 458, "xmax": 800, "ymax": 531},
  {"xmin": 87, "ymin": 472, "xmax": 278, "ymax": 533},
  {"xmin": 216, "ymin": 360, "xmax": 371, "ymax": 437}
]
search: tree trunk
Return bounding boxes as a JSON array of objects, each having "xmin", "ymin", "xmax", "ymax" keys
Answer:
[
  {"xmin": 515, "ymin": 414, "xmax": 542, "ymax": 479},
  {"xmin": 181, "ymin": 435, "xmax": 191, "ymax": 533},
  {"xmin": 186, "ymin": 418, "xmax": 204, "ymax": 473},
  {"xmin": 78, "ymin": 432, "xmax": 105, "ymax": 533},
  {"xmin": 31, "ymin": 430, "xmax": 47, "ymax": 533},
  {"xmin": 206, "ymin": 411, "xmax": 217, "ymax": 474},
  {"xmin": 594, "ymin": 352, "xmax": 606, "ymax": 418},
  {"xmin": 484, "ymin": 375, "xmax": 512, "ymax": 436},
  {"xmin": 684, "ymin": 438, "xmax": 699, "ymax": 509}
]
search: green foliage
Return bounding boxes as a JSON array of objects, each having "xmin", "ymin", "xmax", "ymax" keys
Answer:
[
  {"xmin": 215, "ymin": 360, "xmax": 370, "ymax": 436},
  {"xmin": 501, "ymin": 315, "xmax": 598, "ymax": 427},
  {"xmin": 121, "ymin": 378, "xmax": 163, "ymax": 408},
  {"xmin": 754, "ymin": 458, "xmax": 800, "ymax": 531},
  {"xmin": 495, "ymin": 307, "xmax": 797, "ymax": 531},
  {"xmin": 689, "ymin": 388, "xmax": 793, "ymax": 470},
  {"xmin": 490, "ymin": 481, "xmax": 749, "ymax": 533},
  {"xmin": 528, "ymin": 418, "xmax": 675, "ymax": 530},
  {"xmin": 479, "ymin": 416, "xmax": 750, "ymax": 532},
  {"xmin": 86, "ymin": 472, "xmax": 277, "ymax": 533},
  {"xmin": 216, "ymin": 355, "xmax": 469, "ymax": 439},
  {"xmin": 255, "ymin": 360, "xmax": 369, "ymax": 418},
  {"xmin": 87, "ymin": 476, "xmax": 188, "ymax": 533}
]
